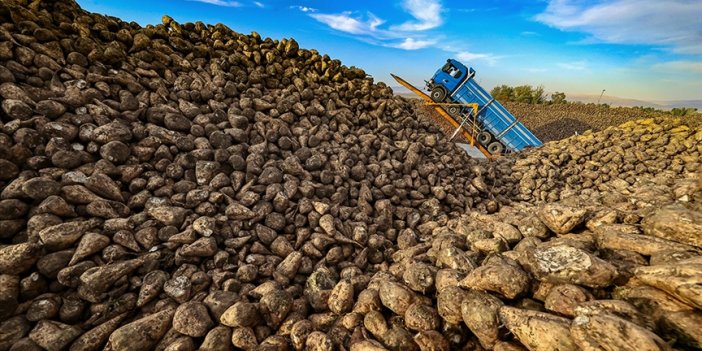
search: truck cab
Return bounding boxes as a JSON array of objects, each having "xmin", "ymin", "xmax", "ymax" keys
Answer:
[{"xmin": 426, "ymin": 59, "xmax": 471, "ymax": 102}]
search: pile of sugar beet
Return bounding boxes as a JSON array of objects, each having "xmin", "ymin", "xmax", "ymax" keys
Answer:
[{"xmin": 1, "ymin": 1, "xmax": 701, "ymax": 351}]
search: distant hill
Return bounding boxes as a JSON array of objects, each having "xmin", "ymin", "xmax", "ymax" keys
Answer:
[
  {"xmin": 567, "ymin": 94, "xmax": 702, "ymax": 110},
  {"xmin": 391, "ymin": 85, "xmax": 702, "ymax": 110}
]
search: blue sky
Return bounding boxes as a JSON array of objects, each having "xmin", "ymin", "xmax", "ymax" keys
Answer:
[{"xmin": 77, "ymin": 0, "xmax": 702, "ymax": 101}]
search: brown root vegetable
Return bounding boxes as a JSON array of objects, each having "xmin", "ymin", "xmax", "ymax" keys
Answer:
[
  {"xmin": 328, "ymin": 279, "xmax": 355, "ymax": 314},
  {"xmin": 137, "ymin": 271, "xmax": 169, "ymax": 307},
  {"xmin": 220, "ymin": 302, "xmax": 261, "ymax": 328},
  {"xmin": 162, "ymin": 336, "xmax": 195, "ymax": 351},
  {"xmin": 612, "ymin": 284, "xmax": 694, "ymax": 313},
  {"xmin": 172, "ymin": 301, "xmax": 214, "ymax": 337},
  {"xmin": 642, "ymin": 205, "xmax": 702, "ymax": 248},
  {"xmin": 403, "ymin": 262, "xmax": 437, "ymax": 293},
  {"xmin": 80, "ymin": 254, "xmax": 156, "ymax": 294},
  {"xmin": 106, "ymin": 308, "xmax": 175, "ymax": 351},
  {"xmin": 537, "ymin": 203, "xmax": 588, "ymax": 234},
  {"xmin": 199, "ymin": 327, "xmax": 232, "ymax": 351},
  {"xmin": 378, "ymin": 281, "xmax": 415, "ymax": 316},
  {"xmin": 69, "ymin": 233, "xmax": 110, "ymax": 266},
  {"xmin": 0, "ymin": 274, "xmax": 19, "ymax": 320},
  {"xmin": 0, "ymin": 243, "xmax": 42, "ymax": 274},
  {"xmin": 305, "ymin": 331, "xmax": 333, "ymax": 351},
  {"xmin": 353, "ymin": 288, "xmax": 382, "ymax": 314},
  {"xmin": 659, "ymin": 310, "xmax": 702, "ymax": 349},
  {"xmin": 543, "ymin": 284, "xmax": 592, "ymax": 317},
  {"xmin": 574, "ymin": 300, "xmax": 655, "ymax": 331},
  {"xmin": 350, "ymin": 340, "xmax": 389, "ymax": 351},
  {"xmin": 413, "ymin": 330, "xmax": 449, "ymax": 351},
  {"xmin": 499, "ymin": 306, "xmax": 578, "ymax": 351},
  {"xmin": 230, "ymin": 327, "xmax": 258, "ymax": 350},
  {"xmin": 594, "ymin": 226, "xmax": 696, "ymax": 256},
  {"xmin": 434, "ymin": 269, "xmax": 466, "ymax": 292},
  {"xmin": 0, "ymin": 316, "xmax": 32, "ymax": 351},
  {"xmin": 364, "ymin": 311, "xmax": 389, "ymax": 342},
  {"xmin": 69, "ymin": 313, "xmax": 128, "ymax": 351},
  {"xmin": 404, "ymin": 302, "xmax": 440, "ymax": 332},
  {"xmin": 459, "ymin": 263, "xmax": 530, "ymax": 299},
  {"xmin": 436, "ymin": 286, "xmax": 469, "ymax": 324},
  {"xmin": 571, "ymin": 312, "xmax": 671, "ymax": 351},
  {"xmin": 38, "ymin": 221, "xmax": 97, "ymax": 251},
  {"xmin": 633, "ymin": 263, "xmax": 702, "ymax": 309},
  {"xmin": 519, "ymin": 245, "xmax": 618, "ymax": 288},
  {"xmin": 28, "ymin": 320, "xmax": 82, "ymax": 351},
  {"xmin": 461, "ymin": 289, "xmax": 504, "ymax": 349},
  {"xmin": 290, "ymin": 320, "xmax": 313, "ymax": 351},
  {"xmin": 259, "ymin": 289, "xmax": 293, "ymax": 327}
]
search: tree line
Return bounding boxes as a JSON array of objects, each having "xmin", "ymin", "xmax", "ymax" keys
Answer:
[
  {"xmin": 490, "ymin": 84, "xmax": 567, "ymax": 105},
  {"xmin": 491, "ymin": 85, "xmax": 699, "ymax": 116}
]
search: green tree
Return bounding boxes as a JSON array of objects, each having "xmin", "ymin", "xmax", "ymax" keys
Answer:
[
  {"xmin": 551, "ymin": 91, "xmax": 567, "ymax": 104},
  {"xmin": 490, "ymin": 85, "xmax": 514, "ymax": 102},
  {"xmin": 531, "ymin": 85, "xmax": 545, "ymax": 104},
  {"xmin": 513, "ymin": 85, "xmax": 534, "ymax": 103},
  {"xmin": 671, "ymin": 107, "xmax": 698, "ymax": 116}
]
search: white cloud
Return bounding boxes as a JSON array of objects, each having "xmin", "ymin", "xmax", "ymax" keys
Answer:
[
  {"xmin": 455, "ymin": 51, "xmax": 499, "ymax": 65},
  {"xmin": 535, "ymin": 0, "xmax": 702, "ymax": 54},
  {"xmin": 253, "ymin": 1, "xmax": 264, "ymax": 8},
  {"xmin": 520, "ymin": 31, "xmax": 539, "ymax": 36},
  {"xmin": 310, "ymin": 12, "xmax": 381, "ymax": 35},
  {"xmin": 652, "ymin": 61, "xmax": 702, "ymax": 73},
  {"xmin": 307, "ymin": 0, "xmax": 447, "ymax": 51},
  {"xmin": 392, "ymin": 0, "xmax": 444, "ymax": 31},
  {"xmin": 558, "ymin": 60, "xmax": 587, "ymax": 70},
  {"xmin": 190, "ymin": 0, "xmax": 242, "ymax": 7},
  {"xmin": 526, "ymin": 67, "xmax": 548, "ymax": 73},
  {"xmin": 292, "ymin": 5, "xmax": 316, "ymax": 13},
  {"xmin": 389, "ymin": 38, "xmax": 436, "ymax": 50}
]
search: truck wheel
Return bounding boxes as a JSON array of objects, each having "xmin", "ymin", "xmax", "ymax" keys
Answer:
[
  {"xmin": 477, "ymin": 131, "xmax": 492, "ymax": 145},
  {"xmin": 488, "ymin": 142, "xmax": 505, "ymax": 155},
  {"xmin": 430, "ymin": 87, "xmax": 447, "ymax": 102},
  {"xmin": 447, "ymin": 105, "xmax": 461, "ymax": 117}
]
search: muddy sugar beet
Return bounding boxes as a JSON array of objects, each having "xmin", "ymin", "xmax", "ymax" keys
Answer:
[{"xmin": 1, "ymin": 0, "xmax": 701, "ymax": 350}]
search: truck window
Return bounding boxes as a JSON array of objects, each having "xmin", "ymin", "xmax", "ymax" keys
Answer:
[
  {"xmin": 441, "ymin": 62, "xmax": 452, "ymax": 73},
  {"xmin": 449, "ymin": 67, "xmax": 462, "ymax": 79}
]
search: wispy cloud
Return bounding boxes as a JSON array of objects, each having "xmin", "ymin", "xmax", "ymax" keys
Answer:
[
  {"xmin": 253, "ymin": 1, "xmax": 264, "ymax": 8},
  {"xmin": 189, "ymin": 0, "xmax": 242, "ymax": 7},
  {"xmin": 520, "ymin": 31, "xmax": 539, "ymax": 37},
  {"xmin": 291, "ymin": 5, "xmax": 316, "ymax": 13},
  {"xmin": 558, "ymin": 60, "xmax": 587, "ymax": 70},
  {"xmin": 389, "ymin": 38, "xmax": 436, "ymax": 50},
  {"xmin": 310, "ymin": 12, "xmax": 383, "ymax": 36},
  {"xmin": 455, "ymin": 51, "xmax": 500, "ymax": 65},
  {"xmin": 307, "ymin": 2, "xmax": 443, "ymax": 51},
  {"xmin": 652, "ymin": 61, "xmax": 702, "ymax": 73},
  {"xmin": 535, "ymin": 0, "xmax": 702, "ymax": 54},
  {"xmin": 526, "ymin": 67, "xmax": 548, "ymax": 73},
  {"xmin": 305, "ymin": 0, "xmax": 499, "ymax": 60},
  {"xmin": 392, "ymin": 0, "xmax": 443, "ymax": 31}
]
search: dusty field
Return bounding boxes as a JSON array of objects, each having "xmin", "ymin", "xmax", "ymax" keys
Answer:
[
  {"xmin": 0, "ymin": 0, "xmax": 701, "ymax": 351},
  {"xmin": 505, "ymin": 102, "xmax": 701, "ymax": 142}
]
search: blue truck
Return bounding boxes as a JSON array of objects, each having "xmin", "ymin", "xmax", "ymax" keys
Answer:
[{"xmin": 425, "ymin": 59, "xmax": 542, "ymax": 154}]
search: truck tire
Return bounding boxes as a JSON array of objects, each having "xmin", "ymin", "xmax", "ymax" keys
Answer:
[
  {"xmin": 447, "ymin": 105, "xmax": 461, "ymax": 117},
  {"xmin": 487, "ymin": 142, "xmax": 505, "ymax": 155},
  {"xmin": 430, "ymin": 87, "xmax": 447, "ymax": 102},
  {"xmin": 477, "ymin": 131, "xmax": 492, "ymax": 145}
]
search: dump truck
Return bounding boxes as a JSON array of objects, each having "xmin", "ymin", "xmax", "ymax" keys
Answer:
[{"xmin": 393, "ymin": 59, "xmax": 543, "ymax": 156}]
